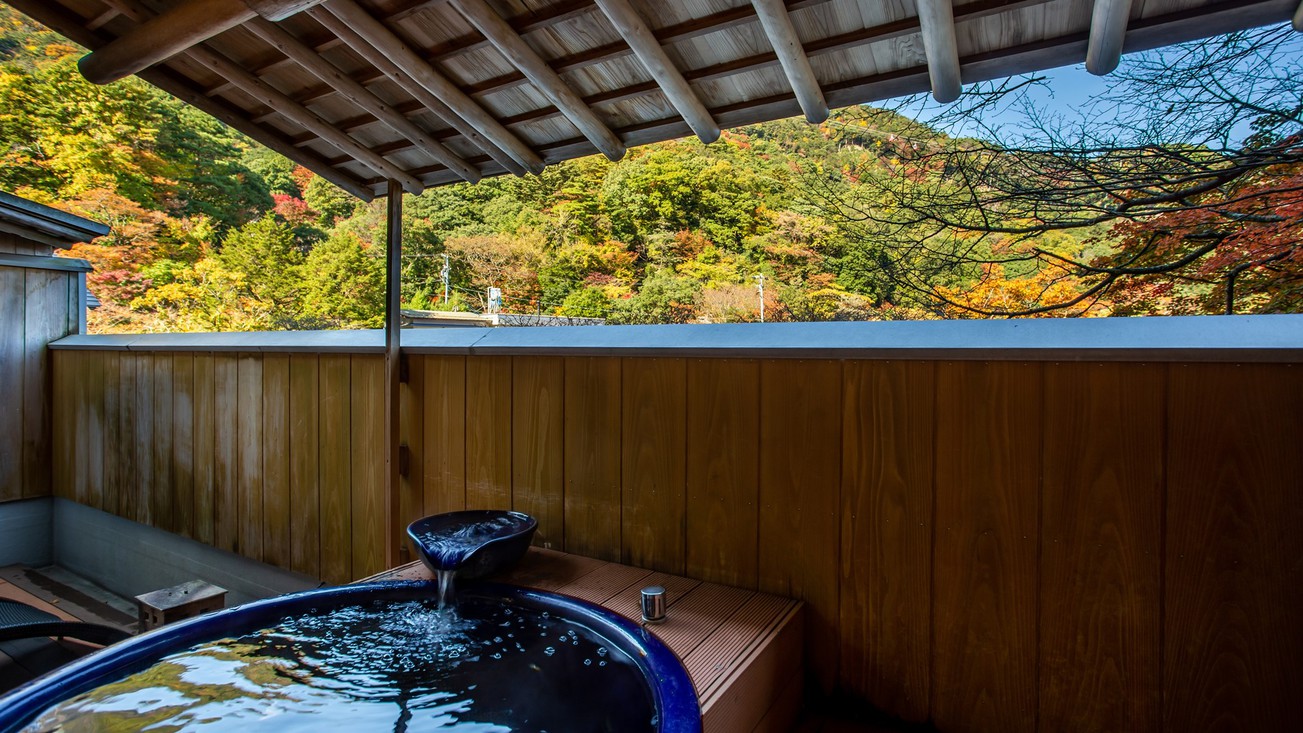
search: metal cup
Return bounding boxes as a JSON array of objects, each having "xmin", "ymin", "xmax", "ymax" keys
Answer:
[{"xmin": 640, "ymin": 586, "xmax": 666, "ymax": 624}]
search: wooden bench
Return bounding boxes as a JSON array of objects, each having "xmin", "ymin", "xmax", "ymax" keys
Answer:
[{"xmin": 368, "ymin": 547, "xmax": 804, "ymax": 733}]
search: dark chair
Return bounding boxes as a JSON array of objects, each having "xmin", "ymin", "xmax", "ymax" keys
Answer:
[{"xmin": 0, "ymin": 598, "xmax": 131, "ymax": 646}]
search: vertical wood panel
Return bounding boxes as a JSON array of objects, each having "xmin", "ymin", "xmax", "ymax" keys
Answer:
[
  {"xmin": 685, "ymin": 358, "xmax": 759, "ymax": 589},
  {"xmin": 84, "ymin": 351, "xmax": 104, "ymax": 511},
  {"xmin": 212, "ymin": 354, "xmax": 239, "ymax": 553},
  {"xmin": 262, "ymin": 354, "xmax": 291, "ymax": 570},
  {"xmin": 511, "ymin": 356, "xmax": 564, "ymax": 549},
  {"xmin": 0, "ymin": 267, "xmax": 23, "ymax": 501},
  {"xmin": 131, "ymin": 353, "xmax": 154, "ymax": 525},
  {"xmin": 101, "ymin": 352, "xmax": 121, "ymax": 515},
  {"xmin": 21, "ymin": 270, "xmax": 69, "ymax": 498},
  {"xmin": 172, "ymin": 353, "xmax": 195, "ymax": 539},
  {"xmin": 289, "ymin": 353, "xmax": 320, "ymax": 578},
  {"xmin": 51, "ymin": 351, "xmax": 73, "ymax": 501},
  {"xmin": 563, "ymin": 357, "xmax": 621, "ymax": 561},
  {"xmin": 71, "ymin": 347, "xmax": 90, "ymax": 506},
  {"xmin": 116, "ymin": 352, "xmax": 139, "ymax": 518},
  {"xmin": 193, "ymin": 353, "xmax": 215, "ymax": 545},
  {"xmin": 151, "ymin": 354, "xmax": 173, "ymax": 531},
  {"xmin": 622, "ymin": 358, "xmax": 687, "ymax": 574},
  {"xmin": 1164, "ymin": 363, "xmax": 1303, "ymax": 733},
  {"xmin": 318, "ymin": 354, "xmax": 352, "ymax": 584},
  {"xmin": 351, "ymin": 355, "xmax": 385, "ymax": 579},
  {"xmin": 932, "ymin": 361, "xmax": 1041, "ymax": 733},
  {"xmin": 465, "ymin": 356, "xmax": 512, "ymax": 509},
  {"xmin": 759, "ymin": 358, "xmax": 842, "ymax": 695},
  {"xmin": 398, "ymin": 354, "xmax": 424, "ymax": 565},
  {"xmin": 839, "ymin": 360, "xmax": 933, "ymax": 722},
  {"xmin": 236, "ymin": 354, "xmax": 262, "ymax": 560},
  {"xmin": 422, "ymin": 355, "xmax": 466, "ymax": 516},
  {"xmin": 1040, "ymin": 363, "xmax": 1163, "ymax": 733}
]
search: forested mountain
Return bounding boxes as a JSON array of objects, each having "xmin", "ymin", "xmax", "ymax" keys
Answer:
[{"xmin": 3, "ymin": 7, "xmax": 1297, "ymax": 332}]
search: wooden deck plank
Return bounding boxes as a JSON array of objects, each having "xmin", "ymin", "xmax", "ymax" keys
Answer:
[
  {"xmin": 641, "ymin": 581, "xmax": 750, "ymax": 663},
  {"xmin": 600, "ymin": 571, "xmax": 701, "ymax": 623},
  {"xmin": 621, "ymin": 358, "xmax": 687, "ymax": 574},
  {"xmin": 688, "ymin": 592, "xmax": 792, "ymax": 697},
  {"xmin": 492, "ymin": 546, "xmax": 608, "ymax": 591},
  {"xmin": 562, "ymin": 356, "xmax": 622, "ymax": 561},
  {"xmin": 510, "ymin": 356, "xmax": 564, "ymax": 550},
  {"xmin": 554, "ymin": 563, "xmax": 654, "ymax": 605}
]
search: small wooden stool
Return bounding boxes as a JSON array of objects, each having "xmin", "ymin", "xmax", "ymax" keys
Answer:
[{"xmin": 135, "ymin": 580, "xmax": 227, "ymax": 631}]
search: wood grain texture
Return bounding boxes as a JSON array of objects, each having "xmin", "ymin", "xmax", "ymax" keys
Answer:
[
  {"xmin": 562, "ymin": 357, "xmax": 621, "ymax": 561},
  {"xmin": 1040, "ymin": 362, "xmax": 1163, "ymax": 733},
  {"xmin": 49, "ymin": 351, "xmax": 72, "ymax": 502},
  {"xmin": 21, "ymin": 270, "xmax": 69, "ymax": 499},
  {"xmin": 262, "ymin": 354, "xmax": 291, "ymax": 570},
  {"xmin": 288, "ymin": 353, "xmax": 320, "ymax": 578},
  {"xmin": 212, "ymin": 354, "xmax": 239, "ymax": 553},
  {"xmin": 130, "ymin": 352, "xmax": 154, "ymax": 526},
  {"xmin": 465, "ymin": 355, "xmax": 511, "ymax": 510},
  {"xmin": 621, "ymin": 358, "xmax": 687, "ymax": 574},
  {"xmin": 0, "ymin": 267, "xmax": 23, "ymax": 501},
  {"xmin": 236, "ymin": 354, "xmax": 262, "ymax": 560},
  {"xmin": 171, "ymin": 353, "xmax": 195, "ymax": 539},
  {"xmin": 839, "ymin": 360, "xmax": 933, "ymax": 723},
  {"xmin": 318, "ymin": 354, "xmax": 352, "ymax": 584},
  {"xmin": 116, "ymin": 352, "xmax": 140, "ymax": 518},
  {"xmin": 932, "ymin": 361, "xmax": 1042, "ymax": 733},
  {"xmin": 758, "ymin": 359, "xmax": 841, "ymax": 695},
  {"xmin": 192, "ymin": 353, "xmax": 215, "ymax": 545},
  {"xmin": 397, "ymin": 354, "xmax": 424, "ymax": 565},
  {"xmin": 83, "ymin": 351, "xmax": 105, "ymax": 512},
  {"xmin": 510, "ymin": 356, "xmax": 564, "ymax": 549},
  {"xmin": 421, "ymin": 355, "xmax": 466, "ymax": 515},
  {"xmin": 1164, "ymin": 363, "xmax": 1303, "ymax": 733},
  {"xmin": 100, "ymin": 352, "xmax": 121, "ymax": 515},
  {"xmin": 151, "ymin": 353, "xmax": 173, "ymax": 531},
  {"xmin": 685, "ymin": 358, "xmax": 759, "ymax": 589},
  {"xmin": 351, "ymin": 355, "xmax": 385, "ymax": 580}
]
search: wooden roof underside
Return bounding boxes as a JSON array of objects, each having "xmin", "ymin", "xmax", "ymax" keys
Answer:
[{"xmin": 6, "ymin": 0, "xmax": 1298, "ymax": 200}]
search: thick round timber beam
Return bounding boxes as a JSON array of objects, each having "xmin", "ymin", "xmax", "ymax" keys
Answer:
[
  {"xmin": 1086, "ymin": 0, "xmax": 1134, "ymax": 75},
  {"xmin": 1293, "ymin": 0, "xmax": 1302, "ymax": 31},
  {"xmin": 78, "ymin": 0, "xmax": 326, "ymax": 85},
  {"xmin": 450, "ymin": 0, "xmax": 627, "ymax": 161},
  {"xmin": 593, "ymin": 0, "xmax": 720, "ymax": 143},
  {"xmin": 915, "ymin": 0, "xmax": 962, "ymax": 103},
  {"xmin": 750, "ymin": 0, "xmax": 829, "ymax": 123},
  {"xmin": 317, "ymin": 0, "xmax": 547, "ymax": 174},
  {"xmin": 244, "ymin": 17, "xmax": 481, "ymax": 183}
]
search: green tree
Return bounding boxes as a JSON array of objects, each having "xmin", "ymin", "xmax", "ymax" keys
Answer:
[
  {"xmin": 218, "ymin": 216, "xmax": 304, "ymax": 327},
  {"xmin": 301, "ymin": 232, "xmax": 384, "ymax": 328}
]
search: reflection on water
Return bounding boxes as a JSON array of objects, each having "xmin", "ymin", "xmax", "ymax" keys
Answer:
[{"xmin": 24, "ymin": 597, "xmax": 657, "ymax": 732}]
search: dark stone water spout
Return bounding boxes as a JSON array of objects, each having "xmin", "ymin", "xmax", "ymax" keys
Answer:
[{"xmin": 406, "ymin": 510, "xmax": 538, "ymax": 607}]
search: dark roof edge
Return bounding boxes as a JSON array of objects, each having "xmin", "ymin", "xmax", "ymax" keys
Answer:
[
  {"xmin": 47, "ymin": 315, "xmax": 1303, "ymax": 362},
  {"xmin": 0, "ymin": 191, "xmax": 111, "ymax": 249}
]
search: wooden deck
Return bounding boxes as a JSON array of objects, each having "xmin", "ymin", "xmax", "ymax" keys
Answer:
[
  {"xmin": 370, "ymin": 547, "xmax": 805, "ymax": 733},
  {"xmin": 0, "ymin": 566, "xmax": 136, "ymax": 695}
]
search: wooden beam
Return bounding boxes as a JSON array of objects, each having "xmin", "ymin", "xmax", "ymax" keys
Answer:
[
  {"xmin": 306, "ymin": 8, "xmax": 526, "ymax": 177},
  {"xmin": 1086, "ymin": 0, "xmax": 1134, "ymax": 75},
  {"xmin": 450, "ymin": 0, "xmax": 626, "ymax": 161},
  {"xmin": 4, "ymin": 0, "xmax": 374, "ymax": 200},
  {"xmin": 79, "ymin": 0, "xmax": 256, "ymax": 84},
  {"xmin": 316, "ymin": 0, "xmax": 545, "ymax": 174},
  {"xmin": 593, "ymin": 0, "xmax": 719, "ymax": 144},
  {"xmin": 916, "ymin": 0, "xmax": 963, "ymax": 103},
  {"xmin": 750, "ymin": 0, "xmax": 828, "ymax": 123},
  {"xmin": 1293, "ymin": 0, "xmax": 1302, "ymax": 31},
  {"xmin": 244, "ymin": 17, "xmax": 481, "ymax": 183}
]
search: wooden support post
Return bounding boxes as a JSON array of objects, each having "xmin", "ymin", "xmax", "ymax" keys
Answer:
[
  {"xmin": 244, "ymin": 18, "xmax": 481, "ymax": 183},
  {"xmin": 317, "ymin": 0, "xmax": 546, "ymax": 174},
  {"xmin": 451, "ymin": 0, "xmax": 626, "ymax": 161},
  {"xmin": 750, "ymin": 0, "xmax": 828, "ymax": 123},
  {"xmin": 384, "ymin": 180, "xmax": 402, "ymax": 569},
  {"xmin": 915, "ymin": 0, "xmax": 962, "ymax": 103},
  {"xmin": 593, "ymin": 0, "xmax": 720, "ymax": 143},
  {"xmin": 1086, "ymin": 0, "xmax": 1134, "ymax": 75}
]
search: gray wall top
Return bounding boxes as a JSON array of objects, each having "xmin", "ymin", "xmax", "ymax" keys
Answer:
[
  {"xmin": 48, "ymin": 315, "xmax": 1303, "ymax": 362},
  {"xmin": 0, "ymin": 190, "xmax": 110, "ymax": 249}
]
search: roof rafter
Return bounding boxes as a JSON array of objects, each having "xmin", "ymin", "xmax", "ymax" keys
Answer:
[
  {"xmin": 449, "ymin": 0, "xmax": 626, "ymax": 161},
  {"xmin": 593, "ymin": 0, "xmax": 719, "ymax": 143},
  {"xmin": 916, "ymin": 0, "xmax": 963, "ymax": 103},
  {"xmin": 750, "ymin": 0, "xmax": 828, "ymax": 123}
]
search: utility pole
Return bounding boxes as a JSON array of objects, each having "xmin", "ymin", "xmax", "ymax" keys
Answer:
[
  {"xmin": 440, "ymin": 254, "xmax": 450, "ymax": 304},
  {"xmin": 754, "ymin": 274, "xmax": 765, "ymax": 323}
]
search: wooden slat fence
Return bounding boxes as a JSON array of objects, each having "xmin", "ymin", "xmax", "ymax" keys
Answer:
[{"xmin": 49, "ymin": 350, "xmax": 1302, "ymax": 733}]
